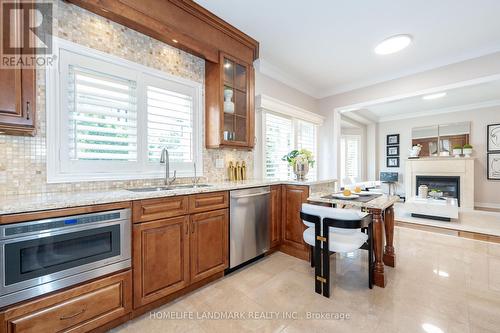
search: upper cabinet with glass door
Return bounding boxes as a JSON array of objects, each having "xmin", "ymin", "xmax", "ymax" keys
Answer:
[{"xmin": 206, "ymin": 52, "xmax": 255, "ymax": 149}]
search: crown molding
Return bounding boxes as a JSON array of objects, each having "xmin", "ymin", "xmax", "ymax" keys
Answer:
[
  {"xmin": 378, "ymin": 99, "xmax": 500, "ymax": 123},
  {"xmin": 254, "ymin": 59, "xmax": 320, "ymax": 98},
  {"xmin": 256, "ymin": 94, "xmax": 324, "ymax": 125}
]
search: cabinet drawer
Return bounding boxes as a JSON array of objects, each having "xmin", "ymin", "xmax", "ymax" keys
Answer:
[
  {"xmin": 133, "ymin": 196, "xmax": 189, "ymax": 223},
  {"xmin": 189, "ymin": 192, "xmax": 228, "ymax": 213},
  {"xmin": 1, "ymin": 271, "xmax": 132, "ymax": 333}
]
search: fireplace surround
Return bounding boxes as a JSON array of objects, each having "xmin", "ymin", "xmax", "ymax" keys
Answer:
[{"xmin": 404, "ymin": 157, "xmax": 475, "ymax": 209}]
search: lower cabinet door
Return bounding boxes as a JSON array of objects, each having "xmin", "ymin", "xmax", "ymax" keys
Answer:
[
  {"xmin": 190, "ymin": 209, "xmax": 228, "ymax": 283},
  {"xmin": 0, "ymin": 271, "xmax": 132, "ymax": 333},
  {"xmin": 282, "ymin": 185, "xmax": 310, "ymax": 256},
  {"xmin": 133, "ymin": 216, "xmax": 190, "ymax": 308}
]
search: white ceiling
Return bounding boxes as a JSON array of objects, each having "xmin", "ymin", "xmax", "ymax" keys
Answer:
[
  {"xmin": 194, "ymin": 0, "xmax": 500, "ymax": 98},
  {"xmin": 347, "ymin": 79, "xmax": 500, "ymax": 122}
]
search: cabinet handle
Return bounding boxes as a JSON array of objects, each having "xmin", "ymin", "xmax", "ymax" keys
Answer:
[
  {"xmin": 185, "ymin": 222, "xmax": 189, "ymax": 235},
  {"xmin": 191, "ymin": 222, "xmax": 195, "ymax": 234},
  {"xmin": 60, "ymin": 308, "xmax": 86, "ymax": 320},
  {"xmin": 26, "ymin": 101, "xmax": 30, "ymax": 120}
]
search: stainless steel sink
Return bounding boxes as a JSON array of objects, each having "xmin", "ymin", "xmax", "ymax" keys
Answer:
[
  {"xmin": 127, "ymin": 186, "xmax": 175, "ymax": 192},
  {"xmin": 127, "ymin": 184, "xmax": 212, "ymax": 192},
  {"xmin": 174, "ymin": 184, "xmax": 212, "ymax": 189}
]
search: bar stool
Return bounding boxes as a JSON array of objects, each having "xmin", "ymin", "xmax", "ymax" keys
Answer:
[{"xmin": 300, "ymin": 203, "xmax": 374, "ymax": 297}]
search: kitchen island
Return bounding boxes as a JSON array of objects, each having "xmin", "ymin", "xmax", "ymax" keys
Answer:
[{"xmin": 307, "ymin": 192, "xmax": 400, "ymax": 288}]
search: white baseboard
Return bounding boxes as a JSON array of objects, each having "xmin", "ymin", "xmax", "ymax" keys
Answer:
[{"xmin": 475, "ymin": 202, "xmax": 500, "ymax": 209}]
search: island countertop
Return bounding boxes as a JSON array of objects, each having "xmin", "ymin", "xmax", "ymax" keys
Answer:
[
  {"xmin": 308, "ymin": 191, "xmax": 400, "ymax": 210},
  {"xmin": 0, "ymin": 179, "xmax": 337, "ymax": 216}
]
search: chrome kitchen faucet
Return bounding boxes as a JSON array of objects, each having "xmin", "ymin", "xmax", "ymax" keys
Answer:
[{"xmin": 160, "ymin": 148, "xmax": 177, "ymax": 188}]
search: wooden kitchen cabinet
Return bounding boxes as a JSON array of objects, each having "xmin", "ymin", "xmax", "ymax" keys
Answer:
[
  {"xmin": 206, "ymin": 52, "xmax": 255, "ymax": 149},
  {"xmin": 133, "ymin": 216, "xmax": 190, "ymax": 308},
  {"xmin": 281, "ymin": 185, "xmax": 310, "ymax": 260},
  {"xmin": 270, "ymin": 185, "xmax": 282, "ymax": 249},
  {"xmin": 0, "ymin": 2, "xmax": 36, "ymax": 136},
  {"xmin": 0, "ymin": 271, "xmax": 131, "ymax": 333},
  {"xmin": 190, "ymin": 209, "xmax": 229, "ymax": 283}
]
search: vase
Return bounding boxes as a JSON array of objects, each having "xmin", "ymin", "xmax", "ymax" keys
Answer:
[
  {"xmin": 463, "ymin": 148, "xmax": 473, "ymax": 158},
  {"xmin": 452, "ymin": 149, "xmax": 462, "ymax": 158},
  {"xmin": 293, "ymin": 161, "xmax": 309, "ymax": 181},
  {"xmin": 223, "ymin": 89, "xmax": 234, "ymax": 114}
]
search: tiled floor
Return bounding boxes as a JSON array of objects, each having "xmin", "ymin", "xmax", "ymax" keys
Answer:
[{"xmin": 111, "ymin": 227, "xmax": 500, "ymax": 333}]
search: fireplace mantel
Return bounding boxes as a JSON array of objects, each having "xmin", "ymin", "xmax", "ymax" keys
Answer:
[{"xmin": 404, "ymin": 158, "xmax": 475, "ymax": 209}]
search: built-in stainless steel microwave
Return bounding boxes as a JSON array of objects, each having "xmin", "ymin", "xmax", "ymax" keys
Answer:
[{"xmin": 0, "ymin": 209, "xmax": 131, "ymax": 308}]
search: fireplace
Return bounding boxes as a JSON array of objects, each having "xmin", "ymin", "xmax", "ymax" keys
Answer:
[{"xmin": 416, "ymin": 175, "xmax": 460, "ymax": 206}]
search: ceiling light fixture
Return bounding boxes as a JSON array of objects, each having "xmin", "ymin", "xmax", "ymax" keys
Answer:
[
  {"xmin": 374, "ymin": 34, "xmax": 412, "ymax": 55},
  {"xmin": 172, "ymin": 39, "xmax": 178, "ymax": 43},
  {"xmin": 422, "ymin": 92, "xmax": 447, "ymax": 100}
]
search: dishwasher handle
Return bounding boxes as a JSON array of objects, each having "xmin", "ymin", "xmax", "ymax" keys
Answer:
[{"xmin": 231, "ymin": 191, "xmax": 270, "ymax": 199}]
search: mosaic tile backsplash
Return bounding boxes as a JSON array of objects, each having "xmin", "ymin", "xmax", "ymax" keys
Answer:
[{"xmin": 0, "ymin": 1, "xmax": 254, "ymax": 196}]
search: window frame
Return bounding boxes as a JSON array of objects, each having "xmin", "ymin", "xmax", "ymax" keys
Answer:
[
  {"xmin": 46, "ymin": 38, "xmax": 203, "ymax": 183},
  {"xmin": 340, "ymin": 134, "xmax": 362, "ymax": 181},
  {"xmin": 261, "ymin": 111, "xmax": 319, "ymax": 180}
]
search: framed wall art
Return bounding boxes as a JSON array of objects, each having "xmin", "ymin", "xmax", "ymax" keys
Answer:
[
  {"xmin": 387, "ymin": 146, "xmax": 400, "ymax": 157},
  {"xmin": 487, "ymin": 123, "xmax": 500, "ymax": 152},
  {"xmin": 387, "ymin": 157, "xmax": 400, "ymax": 168},
  {"xmin": 387, "ymin": 134, "xmax": 400, "ymax": 146},
  {"xmin": 487, "ymin": 153, "xmax": 500, "ymax": 180}
]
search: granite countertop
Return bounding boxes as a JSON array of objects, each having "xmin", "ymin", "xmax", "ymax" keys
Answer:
[
  {"xmin": 0, "ymin": 179, "xmax": 337, "ymax": 215},
  {"xmin": 308, "ymin": 191, "xmax": 400, "ymax": 210}
]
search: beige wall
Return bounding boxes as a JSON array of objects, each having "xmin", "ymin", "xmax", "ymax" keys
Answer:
[
  {"xmin": 255, "ymin": 71, "xmax": 320, "ymax": 113},
  {"xmin": 377, "ymin": 107, "xmax": 500, "ymax": 207}
]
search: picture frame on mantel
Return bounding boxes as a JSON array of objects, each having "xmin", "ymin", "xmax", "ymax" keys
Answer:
[
  {"xmin": 387, "ymin": 157, "xmax": 400, "ymax": 168},
  {"xmin": 387, "ymin": 134, "xmax": 400, "ymax": 146},
  {"xmin": 487, "ymin": 123, "xmax": 500, "ymax": 152},
  {"xmin": 487, "ymin": 153, "xmax": 500, "ymax": 180},
  {"xmin": 387, "ymin": 146, "xmax": 399, "ymax": 157}
]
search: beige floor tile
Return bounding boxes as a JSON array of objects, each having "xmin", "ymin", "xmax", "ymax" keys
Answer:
[{"xmin": 111, "ymin": 227, "xmax": 500, "ymax": 333}]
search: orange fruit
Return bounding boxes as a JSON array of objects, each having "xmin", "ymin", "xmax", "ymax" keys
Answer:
[
  {"xmin": 343, "ymin": 189, "xmax": 352, "ymax": 197},
  {"xmin": 354, "ymin": 186, "xmax": 362, "ymax": 193}
]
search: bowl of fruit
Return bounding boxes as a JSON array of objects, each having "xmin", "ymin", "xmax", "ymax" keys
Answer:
[{"xmin": 332, "ymin": 188, "xmax": 360, "ymax": 199}]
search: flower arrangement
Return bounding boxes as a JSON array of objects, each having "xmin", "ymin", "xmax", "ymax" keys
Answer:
[{"xmin": 282, "ymin": 149, "xmax": 315, "ymax": 167}]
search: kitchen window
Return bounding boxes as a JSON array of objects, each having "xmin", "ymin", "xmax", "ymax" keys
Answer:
[
  {"xmin": 340, "ymin": 135, "xmax": 361, "ymax": 181},
  {"xmin": 47, "ymin": 39, "xmax": 202, "ymax": 182},
  {"xmin": 262, "ymin": 112, "xmax": 318, "ymax": 180}
]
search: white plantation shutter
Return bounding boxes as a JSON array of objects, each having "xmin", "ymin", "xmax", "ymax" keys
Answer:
[
  {"xmin": 68, "ymin": 66, "xmax": 138, "ymax": 161},
  {"xmin": 264, "ymin": 113, "xmax": 293, "ymax": 179},
  {"xmin": 341, "ymin": 135, "xmax": 360, "ymax": 179},
  {"xmin": 147, "ymin": 86, "xmax": 193, "ymax": 163},
  {"xmin": 296, "ymin": 120, "xmax": 317, "ymax": 178},
  {"xmin": 48, "ymin": 43, "xmax": 202, "ymax": 182}
]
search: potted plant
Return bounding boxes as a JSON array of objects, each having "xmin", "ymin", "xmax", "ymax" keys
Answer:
[
  {"xmin": 462, "ymin": 144, "xmax": 473, "ymax": 158},
  {"xmin": 452, "ymin": 145, "xmax": 462, "ymax": 158},
  {"xmin": 282, "ymin": 149, "xmax": 315, "ymax": 180}
]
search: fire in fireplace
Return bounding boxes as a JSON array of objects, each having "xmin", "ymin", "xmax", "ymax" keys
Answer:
[{"xmin": 415, "ymin": 175, "xmax": 460, "ymax": 206}]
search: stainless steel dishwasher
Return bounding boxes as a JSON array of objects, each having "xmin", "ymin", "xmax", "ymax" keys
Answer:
[{"xmin": 229, "ymin": 186, "xmax": 270, "ymax": 269}]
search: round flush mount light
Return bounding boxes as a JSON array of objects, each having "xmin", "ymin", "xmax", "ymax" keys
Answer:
[
  {"xmin": 374, "ymin": 34, "xmax": 412, "ymax": 55},
  {"xmin": 422, "ymin": 92, "xmax": 447, "ymax": 100}
]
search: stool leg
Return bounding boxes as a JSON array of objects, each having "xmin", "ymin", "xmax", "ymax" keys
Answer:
[
  {"xmin": 322, "ymin": 223, "xmax": 330, "ymax": 298},
  {"xmin": 314, "ymin": 222, "xmax": 322, "ymax": 294}
]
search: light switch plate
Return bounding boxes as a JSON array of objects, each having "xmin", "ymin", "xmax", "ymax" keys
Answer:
[{"xmin": 215, "ymin": 159, "xmax": 224, "ymax": 168}]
